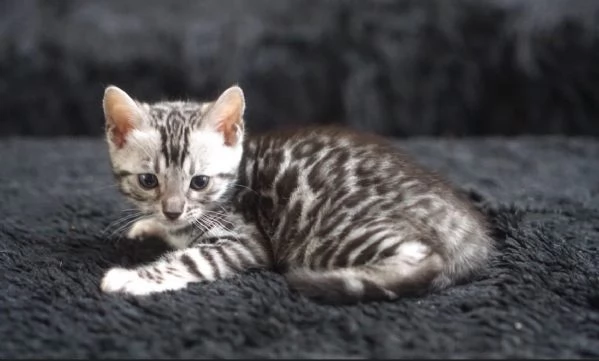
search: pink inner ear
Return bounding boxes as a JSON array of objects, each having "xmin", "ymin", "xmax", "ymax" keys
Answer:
[
  {"xmin": 217, "ymin": 108, "xmax": 242, "ymax": 147},
  {"xmin": 212, "ymin": 88, "xmax": 244, "ymax": 146},
  {"xmin": 104, "ymin": 89, "xmax": 138, "ymax": 148},
  {"xmin": 107, "ymin": 105, "xmax": 136, "ymax": 148}
]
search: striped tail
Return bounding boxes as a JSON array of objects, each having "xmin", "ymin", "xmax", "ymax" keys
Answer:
[{"xmin": 285, "ymin": 253, "xmax": 444, "ymax": 304}]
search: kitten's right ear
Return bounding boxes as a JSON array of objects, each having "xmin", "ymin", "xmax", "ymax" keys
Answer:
[{"xmin": 103, "ymin": 86, "xmax": 143, "ymax": 148}]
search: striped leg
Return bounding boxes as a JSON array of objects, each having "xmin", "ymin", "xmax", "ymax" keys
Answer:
[
  {"xmin": 101, "ymin": 235, "xmax": 270, "ymax": 295},
  {"xmin": 285, "ymin": 217, "xmax": 444, "ymax": 303}
]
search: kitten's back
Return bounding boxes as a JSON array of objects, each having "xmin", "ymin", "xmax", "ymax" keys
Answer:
[{"xmin": 238, "ymin": 126, "xmax": 493, "ymax": 303}]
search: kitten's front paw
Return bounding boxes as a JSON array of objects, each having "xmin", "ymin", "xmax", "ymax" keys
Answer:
[
  {"xmin": 101, "ymin": 267, "xmax": 140, "ymax": 294},
  {"xmin": 100, "ymin": 267, "xmax": 187, "ymax": 296},
  {"xmin": 127, "ymin": 219, "xmax": 165, "ymax": 241}
]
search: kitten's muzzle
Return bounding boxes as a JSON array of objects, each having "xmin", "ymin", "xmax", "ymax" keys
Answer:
[{"xmin": 162, "ymin": 197, "xmax": 185, "ymax": 221}]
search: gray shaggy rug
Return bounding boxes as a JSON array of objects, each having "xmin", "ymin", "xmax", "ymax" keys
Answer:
[{"xmin": 1, "ymin": 135, "xmax": 598, "ymax": 358}]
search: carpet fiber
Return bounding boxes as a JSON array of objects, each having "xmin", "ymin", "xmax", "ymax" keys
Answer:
[{"xmin": 1, "ymin": 135, "xmax": 598, "ymax": 358}]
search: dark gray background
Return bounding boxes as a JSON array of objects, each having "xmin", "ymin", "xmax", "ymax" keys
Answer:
[{"xmin": 1, "ymin": 0, "xmax": 599, "ymax": 137}]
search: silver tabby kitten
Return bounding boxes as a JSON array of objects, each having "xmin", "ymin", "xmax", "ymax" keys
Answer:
[{"xmin": 100, "ymin": 85, "xmax": 493, "ymax": 303}]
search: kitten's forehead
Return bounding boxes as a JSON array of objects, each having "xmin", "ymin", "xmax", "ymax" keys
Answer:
[
  {"xmin": 133, "ymin": 100, "xmax": 242, "ymax": 173},
  {"xmin": 144, "ymin": 101, "xmax": 212, "ymax": 128},
  {"xmin": 138, "ymin": 101, "xmax": 209, "ymax": 169}
]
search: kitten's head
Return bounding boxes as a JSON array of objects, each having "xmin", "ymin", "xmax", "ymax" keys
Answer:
[{"xmin": 102, "ymin": 85, "xmax": 245, "ymax": 226}]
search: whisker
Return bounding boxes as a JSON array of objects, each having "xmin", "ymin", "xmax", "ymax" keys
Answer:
[
  {"xmin": 101, "ymin": 208, "xmax": 153, "ymax": 240},
  {"xmin": 217, "ymin": 204, "xmax": 232, "ymax": 216},
  {"xmin": 101, "ymin": 212, "xmax": 142, "ymax": 236},
  {"xmin": 184, "ymin": 207, "xmax": 236, "ymax": 236},
  {"xmin": 231, "ymin": 183, "xmax": 258, "ymax": 195},
  {"xmin": 195, "ymin": 219, "xmax": 209, "ymax": 233},
  {"xmin": 105, "ymin": 215, "xmax": 144, "ymax": 240},
  {"xmin": 202, "ymin": 213, "xmax": 233, "ymax": 234},
  {"xmin": 202, "ymin": 211, "xmax": 234, "ymax": 227},
  {"xmin": 192, "ymin": 217, "xmax": 210, "ymax": 234}
]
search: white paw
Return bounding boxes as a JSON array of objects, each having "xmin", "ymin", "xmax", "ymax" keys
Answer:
[
  {"xmin": 127, "ymin": 219, "xmax": 165, "ymax": 240},
  {"xmin": 101, "ymin": 267, "xmax": 139, "ymax": 294},
  {"xmin": 100, "ymin": 267, "xmax": 187, "ymax": 296}
]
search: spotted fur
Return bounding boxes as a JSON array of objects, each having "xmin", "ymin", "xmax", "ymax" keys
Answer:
[{"xmin": 100, "ymin": 85, "xmax": 494, "ymax": 303}]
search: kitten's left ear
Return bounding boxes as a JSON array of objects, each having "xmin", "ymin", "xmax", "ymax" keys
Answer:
[{"xmin": 203, "ymin": 85, "xmax": 245, "ymax": 146}]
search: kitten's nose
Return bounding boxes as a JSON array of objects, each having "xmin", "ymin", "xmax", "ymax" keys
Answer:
[
  {"xmin": 162, "ymin": 197, "xmax": 184, "ymax": 221},
  {"xmin": 163, "ymin": 211, "xmax": 182, "ymax": 220}
]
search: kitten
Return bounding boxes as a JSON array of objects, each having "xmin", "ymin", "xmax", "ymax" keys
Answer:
[{"xmin": 100, "ymin": 84, "xmax": 494, "ymax": 304}]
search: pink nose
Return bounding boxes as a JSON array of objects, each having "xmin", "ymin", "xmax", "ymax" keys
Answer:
[
  {"xmin": 163, "ymin": 211, "xmax": 182, "ymax": 220},
  {"xmin": 162, "ymin": 196, "xmax": 184, "ymax": 220}
]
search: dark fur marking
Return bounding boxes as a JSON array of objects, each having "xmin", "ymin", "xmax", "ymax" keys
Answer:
[
  {"xmin": 181, "ymin": 254, "xmax": 204, "ymax": 279},
  {"xmin": 333, "ymin": 227, "xmax": 387, "ymax": 267},
  {"xmin": 218, "ymin": 247, "xmax": 241, "ymax": 272},
  {"xmin": 216, "ymin": 172, "xmax": 236, "ymax": 180},
  {"xmin": 200, "ymin": 248, "xmax": 221, "ymax": 279},
  {"xmin": 351, "ymin": 234, "xmax": 390, "ymax": 266}
]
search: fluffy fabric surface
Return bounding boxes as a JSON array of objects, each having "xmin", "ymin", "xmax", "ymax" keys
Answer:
[
  {"xmin": 1, "ymin": 0, "xmax": 599, "ymax": 137},
  {"xmin": 1, "ymin": 135, "xmax": 598, "ymax": 358}
]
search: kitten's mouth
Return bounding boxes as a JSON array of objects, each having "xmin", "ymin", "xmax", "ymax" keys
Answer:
[
  {"xmin": 158, "ymin": 215, "xmax": 189, "ymax": 227},
  {"xmin": 156, "ymin": 210, "xmax": 203, "ymax": 229}
]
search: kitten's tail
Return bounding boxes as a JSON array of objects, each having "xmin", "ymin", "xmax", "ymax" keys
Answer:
[{"xmin": 285, "ymin": 253, "xmax": 445, "ymax": 304}]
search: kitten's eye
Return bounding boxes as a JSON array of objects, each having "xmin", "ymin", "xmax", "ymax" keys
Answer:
[
  {"xmin": 190, "ymin": 175, "xmax": 210, "ymax": 190},
  {"xmin": 138, "ymin": 173, "xmax": 159, "ymax": 189}
]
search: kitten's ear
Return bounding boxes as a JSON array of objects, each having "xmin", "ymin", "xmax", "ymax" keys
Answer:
[
  {"xmin": 103, "ymin": 85, "xmax": 143, "ymax": 148},
  {"xmin": 203, "ymin": 85, "xmax": 245, "ymax": 146}
]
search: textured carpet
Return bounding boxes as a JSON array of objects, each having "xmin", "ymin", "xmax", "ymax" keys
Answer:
[{"xmin": 1, "ymin": 135, "xmax": 598, "ymax": 358}]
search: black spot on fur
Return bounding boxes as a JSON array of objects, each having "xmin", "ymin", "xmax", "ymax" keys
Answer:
[{"xmin": 276, "ymin": 166, "xmax": 299, "ymax": 202}]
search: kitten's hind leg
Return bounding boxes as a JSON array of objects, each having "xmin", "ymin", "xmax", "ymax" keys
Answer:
[{"xmin": 286, "ymin": 241, "xmax": 444, "ymax": 304}]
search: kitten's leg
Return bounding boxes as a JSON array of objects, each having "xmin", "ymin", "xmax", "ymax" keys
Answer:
[
  {"xmin": 126, "ymin": 218, "xmax": 196, "ymax": 250},
  {"xmin": 285, "ymin": 217, "xmax": 480, "ymax": 304},
  {"xmin": 101, "ymin": 230, "xmax": 270, "ymax": 295},
  {"xmin": 126, "ymin": 218, "xmax": 167, "ymax": 241},
  {"xmin": 286, "ymin": 240, "xmax": 444, "ymax": 304}
]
